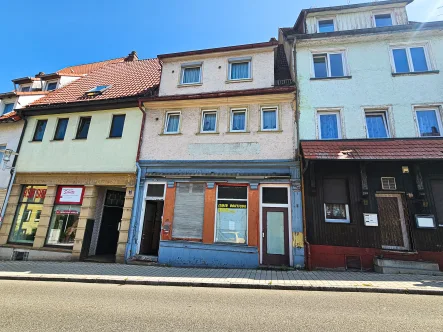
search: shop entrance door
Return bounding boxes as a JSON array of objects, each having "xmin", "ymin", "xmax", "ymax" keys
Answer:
[
  {"xmin": 139, "ymin": 201, "xmax": 164, "ymax": 256},
  {"xmin": 262, "ymin": 207, "xmax": 290, "ymax": 266},
  {"xmin": 96, "ymin": 190, "xmax": 125, "ymax": 256},
  {"xmin": 376, "ymin": 194, "xmax": 410, "ymax": 251}
]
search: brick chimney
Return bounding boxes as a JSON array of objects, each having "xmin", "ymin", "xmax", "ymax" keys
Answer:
[{"xmin": 125, "ymin": 51, "xmax": 138, "ymax": 62}]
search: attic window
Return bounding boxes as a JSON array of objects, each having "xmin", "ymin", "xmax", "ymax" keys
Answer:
[
  {"xmin": 85, "ymin": 85, "xmax": 110, "ymax": 96},
  {"xmin": 381, "ymin": 177, "xmax": 397, "ymax": 190}
]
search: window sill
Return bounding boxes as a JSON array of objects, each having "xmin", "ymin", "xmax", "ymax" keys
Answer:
[
  {"xmin": 257, "ymin": 130, "xmax": 283, "ymax": 133},
  {"xmin": 225, "ymin": 78, "xmax": 253, "ymax": 84},
  {"xmin": 325, "ymin": 219, "xmax": 351, "ymax": 224},
  {"xmin": 28, "ymin": 140, "xmax": 42, "ymax": 143},
  {"xmin": 49, "ymin": 139, "xmax": 64, "ymax": 142},
  {"xmin": 226, "ymin": 131, "xmax": 250, "ymax": 135},
  {"xmin": 159, "ymin": 132, "xmax": 182, "ymax": 136},
  {"xmin": 106, "ymin": 136, "xmax": 122, "ymax": 139},
  {"xmin": 177, "ymin": 83, "xmax": 202, "ymax": 88},
  {"xmin": 72, "ymin": 138, "xmax": 87, "ymax": 140},
  {"xmin": 311, "ymin": 76, "xmax": 352, "ymax": 81},
  {"xmin": 195, "ymin": 132, "xmax": 220, "ymax": 136},
  {"xmin": 392, "ymin": 70, "xmax": 439, "ymax": 77}
]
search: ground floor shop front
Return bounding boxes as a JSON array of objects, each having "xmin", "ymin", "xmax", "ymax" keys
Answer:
[
  {"xmin": 126, "ymin": 160, "xmax": 304, "ymax": 268},
  {"xmin": 301, "ymin": 139, "xmax": 443, "ymax": 271},
  {"xmin": 0, "ymin": 173, "xmax": 136, "ymax": 263}
]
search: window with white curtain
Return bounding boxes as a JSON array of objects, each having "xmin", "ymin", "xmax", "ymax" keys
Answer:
[
  {"xmin": 164, "ymin": 112, "xmax": 181, "ymax": 134},
  {"xmin": 365, "ymin": 111, "xmax": 389, "ymax": 138},
  {"xmin": 201, "ymin": 110, "xmax": 217, "ymax": 133},
  {"xmin": 318, "ymin": 111, "xmax": 341, "ymax": 139},
  {"xmin": 180, "ymin": 65, "xmax": 201, "ymax": 84},
  {"xmin": 261, "ymin": 107, "xmax": 278, "ymax": 131},
  {"xmin": 230, "ymin": 108, "xmax": 247, "ymax": 132},
  {"xmin": 228, "ymin": 59, "xmax": 251, "ymax": 80},
  {"xmin": 415, "ymin": 108, "xmax": 442, "ymax": 137}
]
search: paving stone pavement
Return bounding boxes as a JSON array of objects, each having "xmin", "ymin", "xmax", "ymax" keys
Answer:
[{"xmin": 0, "ymin": 261, "xmax": 441, "ymax": 295}]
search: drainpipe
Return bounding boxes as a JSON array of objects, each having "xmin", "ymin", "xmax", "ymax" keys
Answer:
[
  {"xmin": 301, "ymin": 160, "xmax": 312, "ymax": 271},
  {"xmin": 0, "ymin": 115, "xmax": 28, "ymax": 223}
]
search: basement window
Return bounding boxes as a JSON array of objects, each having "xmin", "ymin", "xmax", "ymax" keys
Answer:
[{"xmin": 85, "ymin": 85, "xmax": 110, "ymax": 96}]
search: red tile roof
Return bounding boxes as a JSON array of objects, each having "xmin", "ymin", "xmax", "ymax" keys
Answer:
[
  {"xmin": 301, "ymin": 139, "xmax": 443, "ymax": 161},
  {"xmin": 29, "ymin": 59, "xmax": 161, "ymax": 107},
  {"xmin": 46, "ymin": 57, "xmax": 125, "ymax": 77},
  {"xmin": 0, "ymin": 111, "xmax": 21, "ymax": 122}
]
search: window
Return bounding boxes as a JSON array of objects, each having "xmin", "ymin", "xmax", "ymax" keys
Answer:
[
  {"xmin": 374, "ymin": 13, "xmax": 393, "ymax": 27},
  {"xmin": 381, "ymin": 177, "xmax": 397, "ymax": 190},
  {"xmin": 228, "ymin": 59, "xmax": 251, "ymax": 80},
  {"xmin": 85, "ymin": 85, "xmax": 110, "ymax": 96},
  {"xmin": 262, "ymin": 187, "xmax": 288, "ymax": 204},
  {"xmin": 9, "ymin": 185, "xmax": 47, "ymax": 244},
  {"xmin": 180, "ymin": 65, "xmax": 201, "ymax": 84},
  {"xmin": 32, "ymin": 120, "xmax": 47, "ymax": 142},
  {"xmin": 318, "ymin": 19, "xmax": 335, "ymax": 33},
  {"xmin": 318, "ymin": 111, "xmax": 341, "ymax": 139},
  {"xmin": 215, "ymin": 186, "xmax": 248, "ymax": 244},
  {"xmin": 201, "ymin": 110, "xmax": 217, "ymax": 133},
  {"xmin": 391, "ymin": 46, "xmax": 430, "ymax": 73},
  {"xmin": 146, "ymin": 183, "xmax": 166, "ymax": 200},
  {"xmin": 261, "ymin": 107, "xmax": 278, "ymax": 131},
  {"xmin": 46, "ymin": 205, "xmax": 81, "ymax": 246},
  {"xmin": 415, "ymin": 108, "xmax": 442, "ymax": 137},
  {"xmin": 53, "ymin": 118, "xmax": 69, "ymax": 141},
  {"xmin": 230, "ymin": 109, "xmax": 247, "ymax": 132},
  {"xmin": 20, "ymin": 85, "xmax": 31, "ymax": 92},
  {"xmin": 164, "ymin": 112, "xmax": 180, "ymax": 134},
  {"xmin": 365, "ymin": 111, "xmax": 389, "ymax": 138},
  {"xmin": 75, "ymin": 117, "xmax": 91, "ymax": 139},
  {"xmin": 323, "ymin": 178, "xmax": 350, "ymax": 223},
  {"xmin": 46, "ymin": 82, "xmax": 58, "ymax": 91},
  {"xmin": 172, "ymin": 183, "xmax": 205, "ymax": 240},
  {"xmin": 109, "ymin": 114, "xmax": 126, "ymax": 138},
  {"xmin": 313, "ymin": 52, "xmax": 345, "ymax": 78},
  {"xmin": 2, "ymin": 103, "xmax": 14, "ymax": 115}
]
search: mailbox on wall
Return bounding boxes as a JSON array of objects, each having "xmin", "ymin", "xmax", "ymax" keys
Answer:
[{"xmin": 363, "ymin": 213, "xmax": 378, "ymax": 227}]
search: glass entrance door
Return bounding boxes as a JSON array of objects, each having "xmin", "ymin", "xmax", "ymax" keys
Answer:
[{"xmin": 262, "ymin": 207, "xmax": 289, "ymax": 266}]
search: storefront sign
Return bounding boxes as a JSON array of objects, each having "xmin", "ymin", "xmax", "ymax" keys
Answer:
[
  {"xmin": 56, "ymin": 186, "xmax": 85, "ymax": 205},
  {"xmin": 23, "ymin": 187, "xmax": 47, "ymax": 200}
]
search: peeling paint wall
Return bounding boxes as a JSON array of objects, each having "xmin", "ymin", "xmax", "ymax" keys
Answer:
[{"xmin": 140, "ymin": 102, "xmax": 296, "ymax": 161}]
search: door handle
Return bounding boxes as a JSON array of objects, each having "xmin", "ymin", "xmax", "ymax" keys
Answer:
[{"xmin": 262, "ymin": 232, "xmax": 265, "ymax": 238}]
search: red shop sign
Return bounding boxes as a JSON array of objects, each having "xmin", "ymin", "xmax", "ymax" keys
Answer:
[
  {"xmin": 55, "ymin": 186, "xmax": 85, "ymax": 205},
  {"xmin": 23, "ymin": 188, "xmax": 47, "ymax": 200}
]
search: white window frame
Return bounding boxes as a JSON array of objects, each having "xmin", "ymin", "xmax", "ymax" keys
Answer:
[
  {"xmin": 324, "ymin": 203, "xmax": 351, "ymax": 223},
  {"xmin": 20, "ymin": 84, "xmax": 31, "ymax": 92},
  {"xmin": 372, "ymin": 11, "xmax": 394, "ymax": 27},
  {"xmin": 317, "ymin": 110, "xmax": 342, "ymax": 139},
  {"xmin": 164, "ymin": 111, "xmax": 181, "ymax": 134},
  {"xmin": 311, "ymin": 51, "xmax": 347, "ymax": 78},
  {"xmin": 45, "ymin": 80, "xmax": 58, "ymax": 91},
  {"xmin": 228, "ymin": 57, "xmax": 252, "ymax": 81},
  {"xmin": 230, "ymin": 108, "xmax": 247, "ymax": 132},
  {"xmin": 317, "ymin": 17, "xmax": 336, "ymax": 33},
  {"xmin": 364, "ymin": 110, "xmax": 391, "ymax": 139},
  {"xmin": 414, "ymin": 107, "xmax": 443, "ymax": 138},
  {"xmin": 180, "ymin": 63, "xmax": 202, "ymax": 85},
  {"xmin": 390, "ymin": 44, "xmax": 432, "ymax": 73},
  {"xmin": 260, "ymin": 106, "xmax": 279, "ymax": 131},
  {"xmin": 1, "ymin": 101, "xmax": 16, "ymax": 115},
  {"xmin": 200, "ymin": 110, "xmax": 218, "ymax": 133}
]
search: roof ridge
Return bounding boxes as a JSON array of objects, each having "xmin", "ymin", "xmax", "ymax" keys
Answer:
[{"xmin": 56, "ymin": 56, "xmax": 125, "ymax": 72}]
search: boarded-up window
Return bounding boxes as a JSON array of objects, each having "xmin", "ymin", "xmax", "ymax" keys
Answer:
[{"xmin": 172, "ymin": 183, "xmax": 205, "ymax": 239}]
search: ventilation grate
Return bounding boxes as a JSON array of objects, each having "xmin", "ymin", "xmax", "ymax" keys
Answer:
[
  {"xmin": 12, "ymin": 251, "xmax": 29, "ymax": 261},
  {"xmin": 381, "ymin": 177, "xmax": 397, "ymax": 190}
]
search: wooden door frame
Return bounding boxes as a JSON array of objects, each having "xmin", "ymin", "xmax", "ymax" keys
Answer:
[
  {"xmin": 259, "ymin": 184, "xmax": 292, "ymax": 266},
  {"xmin": 136, "ymin": 181, "xmax": 166, "ymax": 255},
  {"xmin": 376, "ymin": 193, "xmax": 411, "ymax": 251}
]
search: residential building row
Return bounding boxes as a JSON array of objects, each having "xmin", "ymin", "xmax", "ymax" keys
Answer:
[{"xmin": 0, "ymin": 0, "xmax": 442, "ymax": 271}]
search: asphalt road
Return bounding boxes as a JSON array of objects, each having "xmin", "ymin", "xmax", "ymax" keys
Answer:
[{"xmin": 0, "ymin": 280, "xmax": 441, "ymax": 332}]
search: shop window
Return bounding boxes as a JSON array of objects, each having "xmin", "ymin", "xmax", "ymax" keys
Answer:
[
  {"xmin": 323, "ymin": 178, "xmax": 350, "ymax": 223},
  {"xmin": 9, "ymin": 185, "xmax": 47, "ymax": 244},
  {"xmin": 109, "ymin": 114, "xmax": 126, "ymax": 138},
  {"xmin": 215, "ymin": 186, "xmax": 248, "ymax": 244},
  {"xmin": 75, "ymin": 117, "xmax": 91, "ymax": 139},
  {"xmin": 172, "ymin": 183, "xmax": 205, "ymax": 240}
]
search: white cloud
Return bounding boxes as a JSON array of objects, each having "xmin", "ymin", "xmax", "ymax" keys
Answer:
[{"xmin": 407, "ymin": 0, "xmax": 443, "ymax": 22}]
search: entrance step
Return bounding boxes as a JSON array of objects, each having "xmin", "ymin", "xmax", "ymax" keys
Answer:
[
  {"xmin": 127, "ymin": 255, "xmax": 159, "ymax": 266},
  {"xmin": 374, "ymin": 258, "xmax": 442, "ymax": 276}
]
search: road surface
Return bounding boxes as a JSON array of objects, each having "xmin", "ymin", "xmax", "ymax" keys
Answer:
[{"xmin": 0, "ymin": 280, "xmax": 441, "ymax": 331}]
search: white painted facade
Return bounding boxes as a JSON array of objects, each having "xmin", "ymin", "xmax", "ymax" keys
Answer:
[{"xmin": 295, "ymin": 29, "xmax": 443, "ymax": 140}]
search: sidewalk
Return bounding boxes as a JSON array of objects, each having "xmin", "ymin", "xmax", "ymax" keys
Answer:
[{"xmin": 0, "ymin": 261, "xmax": 441, "ymax": 295}]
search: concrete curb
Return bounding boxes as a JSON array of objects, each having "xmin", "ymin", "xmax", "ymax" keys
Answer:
[{"xmin": 0, "ymin": 274, "xmax": 441, "ymax": 296}]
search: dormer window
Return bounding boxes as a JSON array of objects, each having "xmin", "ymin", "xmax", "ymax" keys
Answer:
[
  {"xmin": 20, "ymin": 85, "xmax": 31, "ymax": 92},
  {"xmin": 180, "ymin": 63, "xmax": 202, "ymax": 85},
  {"xmin": 46, "ymin": 81, "xmax": 58, "ymax": 91},
  {"xmin": 318, "ymin": 19, "xmax": 335, "ymax": 33},
  {"xmin": 85, "ymin": 85, "xmax": 110, "ymax": 96},
  {"xmin": 374, "ymin": 13, "xmax": 393, "ymax": 27},
  {"xmin": 228, "ymin": 58, "xmax": 251, "ymax": 81},
  {"xmin": 2, "ymin": 103, "xmax": 14, "ymax": 115}
]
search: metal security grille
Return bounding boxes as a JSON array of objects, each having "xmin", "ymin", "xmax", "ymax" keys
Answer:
[
  {"xmin": 381, "ymin": 177, "xmax": 397, "ymax": 190},
  {"xmin": 172, "ymin": 183, "xmax": 205, "ymax": 239}
]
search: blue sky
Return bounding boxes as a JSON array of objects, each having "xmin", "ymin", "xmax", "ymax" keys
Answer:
[{"xmin": 0, "ymin": 0, "xmax": 439, "ymax": 92}]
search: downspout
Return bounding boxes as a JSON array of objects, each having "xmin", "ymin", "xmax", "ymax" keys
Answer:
[
  {"xmin": 124, "ymin": 99, "xmax": 146, "ymax": 262},
  {"xmin": 0, "ymin": 115, "xmax": 28, "ymax": 223}
]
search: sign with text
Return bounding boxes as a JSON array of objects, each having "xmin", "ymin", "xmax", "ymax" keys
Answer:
[{"xmin": 55, "ymin": 186, "xmax": 85, "ymax": 205}]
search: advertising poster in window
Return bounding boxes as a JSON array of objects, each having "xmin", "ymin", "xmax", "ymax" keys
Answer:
[{"xmin": 216, "ymin": 200, "xmax": 247, "ymax": 244}]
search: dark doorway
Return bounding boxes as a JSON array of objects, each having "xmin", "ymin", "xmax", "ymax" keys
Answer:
[
  {"xmin": 139, "ymin": 201, "xmax": 164, "ymax": 256},
  {"xmin": 262, "ymin": 207, "xmax": 289, "ymax": 266},
  {"xmin": 96, "ymin": 190, "xmax": 125, "ymax": 256}
]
